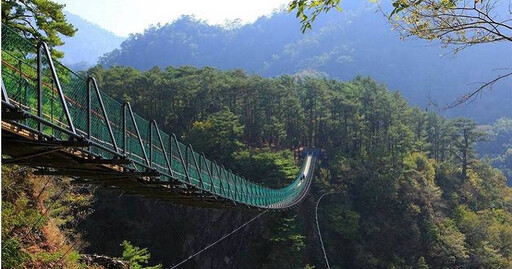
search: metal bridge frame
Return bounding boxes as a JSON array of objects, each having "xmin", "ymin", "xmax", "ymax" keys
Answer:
[
  {"xmin": 37, "ymin": 42, "xmax": 76, "ymax": 135},
  {"xmin": 87, "ymin": 77, "xmax": 119, "ymax": 153}
]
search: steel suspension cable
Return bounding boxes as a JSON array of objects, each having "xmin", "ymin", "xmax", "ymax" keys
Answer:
[
  {"xmin": 315, "ymin": 192, "xmax": 339, "ymax": 269},
  {"xmin": 168, "ymin": 211, "xmax": 267, "ymax": 269}
]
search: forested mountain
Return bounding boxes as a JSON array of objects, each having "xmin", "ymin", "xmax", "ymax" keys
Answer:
[
  {"xmin": 69, "ymin": 65, "xmax": 512, "ymax": 268},
  {"xmin": 4, "ymin": 62, "xmax": 511, "ymax": 267},
  {"xmin": 97, "ymin": 3, "xmax": 511, "ymax": 123},
  {"xmin": 60, "ymin": 11, "xmax": 124, "ymax": 70}
]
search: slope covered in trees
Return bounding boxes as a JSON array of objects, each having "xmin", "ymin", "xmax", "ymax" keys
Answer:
[
  {"xmin": 478, "ymin": 118, "xmax": 512, "ymax": 184},
  {"xmin": 96, "ymin": 3, "xmax": 511, "ymax": 123},
  {"xmin": 3, "ymin": 61, "xmax": 511, "ymax": 268},
  {"xmin": 74, "ymin": 65, "xmax": 512, "ymax": 268},
  {"xmin": 1, "ymin": 166, "xmax": 94, "ymax": 268}
]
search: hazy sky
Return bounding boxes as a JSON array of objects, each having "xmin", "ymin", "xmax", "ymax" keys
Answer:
[{"xmin": 55, "ymin": 0, "xmax": 291, "ymax": 37}]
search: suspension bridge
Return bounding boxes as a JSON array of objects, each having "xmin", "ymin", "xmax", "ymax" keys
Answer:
[{"xmin": 1, "ymin": 24, "xmax": 319, "ymax": 210}]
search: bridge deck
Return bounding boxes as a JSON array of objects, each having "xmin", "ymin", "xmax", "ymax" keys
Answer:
[{"xmin": 2, "ymin": 120, "xmax": 251, "ymax": 209}]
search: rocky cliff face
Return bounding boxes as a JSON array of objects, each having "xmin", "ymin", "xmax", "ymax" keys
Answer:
[{"xmin": 77, "ymin": 188, "xmax": 319, "ymax": 268}]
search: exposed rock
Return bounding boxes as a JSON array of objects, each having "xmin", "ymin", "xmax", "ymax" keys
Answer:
[{"xmin": 80, "ymin": 254, "xmax": 128, "ymax": 269}]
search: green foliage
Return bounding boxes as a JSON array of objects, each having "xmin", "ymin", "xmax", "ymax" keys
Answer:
[
  {"xmin": 326, "ymin": 203, "xmax": 360, "ymax": 240},
  {"xmin": 6, "ymin": 5, "xmax": 510, "ymax": 267},
  {"xmin": 2, "ymin": 198, "xmax": 46, "ymax": 233},
  {"xmin": 478, "ymin": 117, "xmax": 512, "ymax": 184},
  {"xmin": 454, "ymin": 206, "xmax": 512, "ymax": 268},
  {"xmin": 450, "ymin": 118, "xmax": 486, "ymax": 180},
  {"xmin": 1, "ymin": 165, "xmax": 94, "ymax": 268},
  {"xmin": 1, "ymin": 238, "xmax": 30, "ymax": 269},
  {"xmin": 287, "ymin": 0, "xmax": 511, "ymax": 114},
  {"xmin": 287, "ymin": 0, "xmax": 342, "ymax": 32},
  {"xmin": 415, "ymin": 256, "xmax": 429, "ymax": 269},
  {"xmin": 1, "ymin": 0, "xmax": 76, "ymax": 58},
  {"xmin": 426, "ymin": 218, "xmax": 468, "ymax": 267},
  {"xmin": 269, "ymin": 214, "xmax": 306, "ymax": 268},
  {"xmin": 32, "ymin": 250, "xmax": 64, "ymax": 264},
  {"xmin": 187, "ymin": 107, "xmax": 244, "ymax": 163},
  {"xmin": 2, "ymin": 167, "xmax": 46, "ymax": 235},
  {"xmin": 232, "ymin": 149, "xmax": 299, "ymax": 187},
  {"xmin": 404, "ymin": 152, "xmax": 435, "ymax": 183},
  {"xmin": 120, "ymin": 240, "xmax": 162, "ymax": 269}
]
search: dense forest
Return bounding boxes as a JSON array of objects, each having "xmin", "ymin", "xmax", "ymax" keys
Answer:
[
  {"xmin": 4, "ymin": 59, "xmax": 512, "ymax": 267},
  {"xmin": 74, "ymin": 65, "xmax": 512, "ymax": 268},
  {"xmin": 3, "ymin": 63, "xmax": 512, "ymax": 268},
  {"xmin": 477, "ymin": 118, "xmax": 512, "ymax": 184},
  {"xmin": 2, "ymin": 0, "xmax": 512, "ymax": 268}
]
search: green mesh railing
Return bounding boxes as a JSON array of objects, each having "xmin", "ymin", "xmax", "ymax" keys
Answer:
[{"xmin": 1, "ymin": 24, "xmax": 316, "ymax": 209}]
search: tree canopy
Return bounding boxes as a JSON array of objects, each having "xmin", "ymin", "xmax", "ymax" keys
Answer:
[{"xmin": 1, "ymin": 0, "xmax": 76, "ymax": 58}]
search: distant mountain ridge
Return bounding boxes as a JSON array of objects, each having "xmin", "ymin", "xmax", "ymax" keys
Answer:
[
  {"xmin": 95, "ymin": 4, "xmax": 511, "ymax": 123},
  {"xmin": 60, "ymin": 11, "xmax": 125, "ymax": 70}
]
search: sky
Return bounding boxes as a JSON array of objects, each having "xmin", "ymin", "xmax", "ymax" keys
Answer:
[{"xmin": 54, "ymin": 0, "xmax": 292, "ymax": 37}]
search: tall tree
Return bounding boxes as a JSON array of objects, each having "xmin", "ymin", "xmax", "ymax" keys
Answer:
[
  {"xmin": 451, "ymin": 118, "xmax": 485, "ymax": 180},
  {"xmin": 120, "ymin": 241, "xmax": 162, "ymax": 269},
  {"xmin": 1, "ymin": 0, "xmax": 76, "ymax": 58},
  {"xmin": 186, "ymin": 107, "xmax": 244, "ymax": 164}
]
